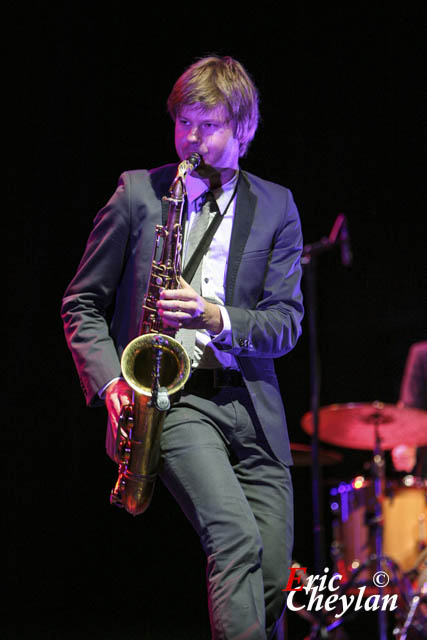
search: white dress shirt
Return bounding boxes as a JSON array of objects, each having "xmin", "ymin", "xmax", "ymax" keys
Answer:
[{"xmin": 184, "ymin": 171, "xmax": 238, "ymax": 370}]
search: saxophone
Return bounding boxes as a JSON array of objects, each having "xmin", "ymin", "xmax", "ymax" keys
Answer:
[{"xmin": 110, "ymin": 152, "xmax": 201, "ymax": 516}]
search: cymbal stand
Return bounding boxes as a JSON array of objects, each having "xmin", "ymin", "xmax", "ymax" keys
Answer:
[
  {"xmin": 396, "ymin": 594, "xmax": 422, "ymax": 640},
  {"xmin": 302, "ymin": 253, "xmax": 325, "ymax": 574},
  {"xmin": 338, "ymin": 417, "xmax": 389, "ymax": 639},
  {"xmin": 371, "ymin": 419, "xmax": 388, "ymax": 640},
  {"xmin": 332, "ymin": 415, "xmax": 389, "ymax": 639}
]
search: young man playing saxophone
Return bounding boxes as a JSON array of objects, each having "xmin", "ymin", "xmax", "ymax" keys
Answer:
[{"xmin": 62, "ymin": 55, "xmax": 304, "ymax": 639}]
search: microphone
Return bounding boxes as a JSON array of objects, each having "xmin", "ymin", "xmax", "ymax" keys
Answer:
[
  {"xmin": 339, "ymin": 215, "xmax": 353, "ymax": 267},
  {"xmin": 329, "ymin": 214, "xmax": 353, "ymax": 267}
]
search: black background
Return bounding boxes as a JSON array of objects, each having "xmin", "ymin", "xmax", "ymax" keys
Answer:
[{"xmin": 7, "ymin": 4, "xmax": 426, "ymax": 639}]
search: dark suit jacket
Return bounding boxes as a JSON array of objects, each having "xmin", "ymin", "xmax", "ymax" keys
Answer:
[{"xmin": 61, "ymin": 164, "xmax": 304, "ymax": 465}]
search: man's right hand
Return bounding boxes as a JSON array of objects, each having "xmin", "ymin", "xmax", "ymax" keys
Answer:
[{"xmin": 105, "ymin": 378, "xmax": 133, "ymax": 440}]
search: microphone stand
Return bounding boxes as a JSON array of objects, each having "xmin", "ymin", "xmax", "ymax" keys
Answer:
[
  {"xmin": 277, "ymin": 215, "xmax": 352, "ymax": 640},
  {"xmin": 301, "ymin": 214, "xmax": 352, "ymax": 576},
  {"xmin": 302, "ymin": 252, "xmax": 324, "ymax": 575}
]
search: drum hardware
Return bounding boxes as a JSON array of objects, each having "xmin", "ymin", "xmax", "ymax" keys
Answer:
[
  {"xmin": 392, "ymin": 578, "xmax": 427, "ymax": 639},
  {"xmin": 301, "ymin": 402, "xmax": 427, "ymax": 640},
  {"xmin": 393, "ymin": 548, "xmax": 427, "ymax": 639},
  {"xmin": 290, "ymin": 443, "xmax": 343, "ymax": 467},
  {"xmin": 371, "ymin": 418, "xmax": 390, "ymax": 640},
  {"xmin": 393, "ymin": 592, "xmax": 426, "ymax": 640}
]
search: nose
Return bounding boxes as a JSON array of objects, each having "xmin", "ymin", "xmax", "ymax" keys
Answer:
[{"xmin": 187, "ymin": 125, "xmax": 200, "ymax": 143}]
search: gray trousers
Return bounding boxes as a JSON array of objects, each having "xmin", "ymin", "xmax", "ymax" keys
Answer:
[{"xmin": 159, "ymin": 384, "xmax": 294, "ymax": 640}]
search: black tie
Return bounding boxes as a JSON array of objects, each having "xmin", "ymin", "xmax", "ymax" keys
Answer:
[{"xmin": 175, "ymin": 191, "xmax": 216, "ymax": 360}]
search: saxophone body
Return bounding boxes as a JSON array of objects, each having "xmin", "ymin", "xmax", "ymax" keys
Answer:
[{"xmin": 110, "ymin": 153, "xmax": 201, "ymax": 516}]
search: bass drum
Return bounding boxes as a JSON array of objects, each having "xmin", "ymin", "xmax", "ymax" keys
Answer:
[
  {"xmin": 383, "ymin": 478, "xmax": 427, "ymax": 572},
  {"xmin": 329, "ymin": 476, "xmax": 427, "ymax": 579}
]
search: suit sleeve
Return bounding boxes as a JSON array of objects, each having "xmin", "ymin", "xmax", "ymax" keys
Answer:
[
  {"xmin": 399, "ymin": 342, "xmax": 427, "ymax": 410},
  {"xmin": 61, "ymin": 173, "xmax": 132, "ymax": 407},
  {"xmin": 216, "ymin": 188, "xmax": 304, "ymax": 358}
]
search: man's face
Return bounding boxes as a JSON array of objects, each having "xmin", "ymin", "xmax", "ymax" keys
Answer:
[{"xmin": 175, "ymin": 104, "xmax": 240, "ymax": 180}]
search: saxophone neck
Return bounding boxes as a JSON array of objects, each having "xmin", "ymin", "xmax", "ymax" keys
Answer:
[{"xmin": 169, "ymin": 153, "xmax": 202, "ymax": 200}]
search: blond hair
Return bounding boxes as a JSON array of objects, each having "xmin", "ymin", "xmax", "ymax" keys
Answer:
[{"xmin": 167, "ymin": 56, "xmax": 259, "ymax": 156}]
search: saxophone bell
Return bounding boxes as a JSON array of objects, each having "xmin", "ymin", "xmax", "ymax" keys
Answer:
[{"xmin": 121, "ymin": 333, "xmax": 191, "ymax": 399}]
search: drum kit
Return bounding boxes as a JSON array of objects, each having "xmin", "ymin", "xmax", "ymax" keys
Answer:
[{"xmin": 291, "ymin": 401, "xmax": 427, "ymax": 639}]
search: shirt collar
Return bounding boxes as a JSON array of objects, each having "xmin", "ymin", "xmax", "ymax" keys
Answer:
[{"xmin": 186, "ymin": 170, "xmax": 239, "ymax": 206}]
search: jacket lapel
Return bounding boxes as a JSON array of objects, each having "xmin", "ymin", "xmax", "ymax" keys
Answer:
[
  {"xmin": 225, "ymin": 172, "xmax": 257, "ymax": 305},
  {"xmin": 147, "ymin": 163, "xmax": 179, "ymax": 225}
]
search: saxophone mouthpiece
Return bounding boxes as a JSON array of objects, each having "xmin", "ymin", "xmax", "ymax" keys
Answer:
[{"xmin": 188, "ymin": 152, "xmax": 202, "ymax": 170}]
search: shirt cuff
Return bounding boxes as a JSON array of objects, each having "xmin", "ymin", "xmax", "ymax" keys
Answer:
[
  {"xmin": 210, "ymin": 305, "xmax": 232, "ymax": 346},
  {"xmin": 98, "ymin": 376, "xmax": 124, "ymax": 400}
]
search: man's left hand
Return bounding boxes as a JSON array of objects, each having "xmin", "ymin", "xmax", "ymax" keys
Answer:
[{"xmin": 157, "ymin": 277, "xmax": 223, "ymax": 335}]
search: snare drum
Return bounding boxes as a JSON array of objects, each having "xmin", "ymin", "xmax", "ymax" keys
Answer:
[{"xmin": 330, "ymin": 476, "xmax": 427, "ymax": 578}]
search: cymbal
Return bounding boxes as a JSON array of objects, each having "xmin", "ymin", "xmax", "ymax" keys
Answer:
[
  {"xmin": 301, "ymin": 402, "xmax": 427, "ymax": 450},
  {"xmin": 290, "ymin": 442, "xmax": 343, "ymax": 466}
]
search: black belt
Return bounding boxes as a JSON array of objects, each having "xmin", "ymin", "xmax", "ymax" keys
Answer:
[{"xmin": 185, "ymin": 368, "xmax": 244, "ymax": 392}]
